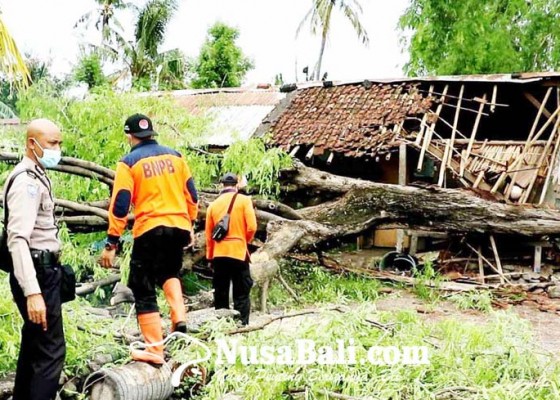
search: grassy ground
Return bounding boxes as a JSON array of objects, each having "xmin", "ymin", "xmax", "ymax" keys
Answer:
[{"xmin": 1, "ymin": 262, "xmax": 560, "ymax": 400}]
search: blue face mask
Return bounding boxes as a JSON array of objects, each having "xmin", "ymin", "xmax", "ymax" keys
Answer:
[{"xmin": 32, "ymin": 139, "xmax": 62, "ymax": 169}]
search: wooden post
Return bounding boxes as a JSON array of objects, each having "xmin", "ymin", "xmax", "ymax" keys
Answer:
[
  {"xmin": 478, "ymin": 245, "xmax": 485, "ymax": 284},
  {"xmin": 533, "ymin": 245, "xmax": 542, "ymax": 274},
  {"xmin": 462, "ymin": 94, "xmax": 486, "ymax": 177},
  {"xmin": 397, "ymin": 143, "xmax": 407, "ymax": 252},
  {"xmin": 409, "ymin": 234, "xmax": 418, "ymax": 256},
  {"xmin": 489, "ymin": 235, "xmax": 505, "ymax": 284},
  {"xmin": 418, "ymin": 85, "xmax": 449, "ymax": 171}
]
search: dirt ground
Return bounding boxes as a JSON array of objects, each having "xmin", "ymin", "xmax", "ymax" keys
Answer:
[
  {"xmin": 255, "ymin": 288, "xmax": 560, "ymax": 355},
  {"xmin": 374, "ymin": 289, "xmax": 560, "ymax": 354}
]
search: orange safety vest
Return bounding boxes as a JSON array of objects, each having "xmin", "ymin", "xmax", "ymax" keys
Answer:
[
  {"xmin": 108, "ymin": 140, "xmax": 198, "ymax": 242},
  {"xmin": 205, "ymin": 190, "xmax": 257, "ymax": 262}
]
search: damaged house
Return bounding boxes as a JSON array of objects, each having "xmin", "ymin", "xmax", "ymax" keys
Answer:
[{"xmin": 257, "ymin": 73, "xmax": 560, "ymax": 276}]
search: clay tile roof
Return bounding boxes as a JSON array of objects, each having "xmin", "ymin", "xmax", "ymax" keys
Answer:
[{"xmin": 269, "ymin": 83, "xmax": 433, "ymax": 157}]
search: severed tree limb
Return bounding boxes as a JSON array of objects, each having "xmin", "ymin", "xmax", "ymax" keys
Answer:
[
  {"xmin": 76, "ymin": 274, "xmax": 121, "ymax": 296},
  {"xmin": 55, "ymin": 199, "xmax": 109, "ymax": 219}
]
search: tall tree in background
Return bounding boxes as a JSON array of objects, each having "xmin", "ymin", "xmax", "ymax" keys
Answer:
[
  {"xmin": 297, "ymin": 0, "xmax": 369, "ymax": 81},
  {"xmin": 399, "ymin": 0, "xmax": 560, "ymax": 76},
  {"xmin": 190, "ymin": 22, "xmax": 253, "ymax": 89},
  {"xmin": 0, "ymin": 12, "xmax": 30, "ymax": 91}
]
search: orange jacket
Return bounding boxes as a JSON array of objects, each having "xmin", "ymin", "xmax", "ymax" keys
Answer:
[
  {"xmin": 107, "ymin": 140, "xmax": 198, "ymax": 243},
  {"xmin": 205, "ymin": 189, "xmax": 257, "ymax": 262}
]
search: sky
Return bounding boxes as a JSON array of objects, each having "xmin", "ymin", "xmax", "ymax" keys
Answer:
[{"xmin": 0, "ymin": 0, "xmax": 410, "ymax": 85}]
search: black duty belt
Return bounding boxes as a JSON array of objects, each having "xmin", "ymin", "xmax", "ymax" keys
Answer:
[{"xmin": 30, "ymin": 249, "xmax": 60, "ymax": 266}]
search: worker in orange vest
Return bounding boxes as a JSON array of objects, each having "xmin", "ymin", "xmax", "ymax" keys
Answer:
[
  {"xmin": 205, "ymin": 173, "xmax": 257, "ymax": 325},
  {"xmin": 100, "ymin": 114, "xmax": 198, "ymax": 364}
]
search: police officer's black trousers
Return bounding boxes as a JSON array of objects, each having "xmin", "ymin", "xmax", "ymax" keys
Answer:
[
  {"xmin": 10, "ymin": 264, "xmax": 65, "ymax": 400},
  {"xmin": 213, "ymin": 257, "xmax": 253, "ymax": 325},
  {"xmin": 129, "ymin": 226, "xmax": 190, "ymax": 314}
]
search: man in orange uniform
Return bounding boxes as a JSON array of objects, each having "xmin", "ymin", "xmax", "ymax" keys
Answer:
[
  {"xmin": 100, "ymin": 114, "xmax": 198, "ymax": 364},
  {"xmin": 205, "ymin": 173, "xmax": 257, "ymax": 325}
]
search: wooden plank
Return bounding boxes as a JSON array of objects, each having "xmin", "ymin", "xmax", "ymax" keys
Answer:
[
  {"xmin": 520, "ymin": 98, "xmax": 560, "ymax": 203},
  {"xmin": 498, "ymin": 88, "xmax": 553, "ymax": 194},
  {"xmin": 462, "ymin": 94, "xmax": 487, "ymax": 177},
  {"xmin": 489, "ymin": 235, "xmax": 505, "ymax": 284},
  {"xmin": 417, "ymin": 85, "xmax": 449, "ymax": 171}
]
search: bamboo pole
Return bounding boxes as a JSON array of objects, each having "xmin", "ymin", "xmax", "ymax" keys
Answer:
[
  {"xmin": 417, "ymin": 85, "xmax": 449, "ymax": 171},
  {"xmin": 461, "ymin": 94, "xmax": 487, "ymax": 177}
]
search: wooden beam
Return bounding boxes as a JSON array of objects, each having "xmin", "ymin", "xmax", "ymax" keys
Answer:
[
  {"xmin": 439, "ymin": 85, "xmax": 464, "ymax": 186},
  {"xmin": 397, "ymin": 143, "xmax": 407, "ymax": 252}
]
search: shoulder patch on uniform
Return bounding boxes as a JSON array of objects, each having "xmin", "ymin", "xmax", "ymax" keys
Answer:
[{"xmin": 27, "ymin": 184, "xmax": 38, "ymax": 198}]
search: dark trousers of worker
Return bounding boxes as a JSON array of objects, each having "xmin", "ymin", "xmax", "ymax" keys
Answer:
[
  {"xmin": 128, "ymin": 226, "xmax": 190, "ymax": 314},
  {"xmin": 213, "ymin": 257, "xmax": 253, "ymax": 325},
  {"xmin": 10, "ymin": 264, "xmax": 65, "ymax": 400}
]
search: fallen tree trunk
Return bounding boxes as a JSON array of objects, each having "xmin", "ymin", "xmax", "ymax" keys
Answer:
[{"xmin": 250, "ymin": 161, "xmax": 560, "ymax": 289}]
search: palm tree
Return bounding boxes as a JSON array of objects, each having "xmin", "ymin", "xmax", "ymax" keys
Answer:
[
  {"xmin": 75, "ymin": 0, "xmax": 131, "ymax": 47},
  {"xmin": 0, "ymin": 12, "xmax": 30, "ymax": 90},
  {"xmin": 297, "ymin": 0, "xmax": 369, "ymax": 81},
  {"xmin": 108, "ymin": 0, "xmax": 184, "ymax": 89}
]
